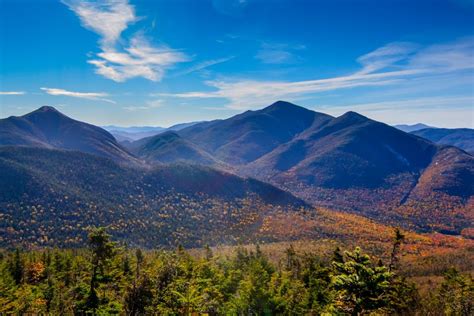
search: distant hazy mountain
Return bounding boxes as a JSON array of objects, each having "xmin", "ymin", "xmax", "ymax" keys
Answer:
[
  {"xmin": 0, "ymin": 106, "xmax": 137, "ymax": 163},
  {"xmin": 394, "ymin": 123, "xmax": 434, "ymax": 132},
  {"xmin": 411, "ymin": 128, "xmax": 474, "ymax": 154},
  {"xmin": 103, "ymin": 121, "xmax": 203, "ymax": 141},
  {"xmin": 102, "ymin": 125, "xmax": 166, "ymax": 133},
  {"xmin": 179, "ymin": 101, "xmax": 332, "ymax": 164},
  {"xmin": 102, "ymin": 126, "xmax": 165, "ymax": 142},
  {"xmin": 109, "ymin": 130, "xmax": 164, "ymax": 142},
  {"xmin": 167, "ymin": 121, "xmax": 204, "ymax": 131},
  {"xmin": 0, "ymin": 146, "xmax": 308, "ymax": 248}
]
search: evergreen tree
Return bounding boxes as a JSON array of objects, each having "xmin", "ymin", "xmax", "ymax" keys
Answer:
[
  {"xmin": 122, "ymin": 254, "xmax": 131, "ymax": 276},
  {"xmin": 387, "ymin": 277, "xmax": 420, "ymax": 315},
  {"xmin": 85, "ymin": 227, "xmax": 117, "ymax": 313},
  {"xmin": 284, "ymin": 244, "xmax": 300, "ymax": 278},
  {"xmin": 301, "ymin": 254, "xmax": 333, "ymax": 313},
  {"xmin": 124, "ymin": 274, "xmax": 153, "ymax": 315},
  {"xmin": 332, "ymin": 246, "xmax": 344, "ymax": 264},
  {"xmin": 270, "ymin": 271, "xmax": 309, "ymax": 314},
  {"xmin": 205, "ymin": 244, "xmax": 213, "ymax": 261},
  {"xmin": 9, "ymin": 248, "xmax": 23, "ymax": 285},
  {"xmin": 332, "ymin": 247, "xmax": 393, "ymax": 315},
  {"xmin": 437, "ymin": 268, "xmax": 473, "ymax": 315},
  {"xmin": 135, "ymin": 248, "xmax": 144, "ymax": 279},
  {"xmin": 228, "ymin": 258, "xmax": 272, "ymax": 315},
  {"xmin": 389, "ymin": 228, "xmax": 405, "ymax": 272}
]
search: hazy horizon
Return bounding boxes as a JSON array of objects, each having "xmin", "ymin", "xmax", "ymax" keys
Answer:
[{"xmin": 1, "ymin": 102, "xmax": 467, "ymax": 130}]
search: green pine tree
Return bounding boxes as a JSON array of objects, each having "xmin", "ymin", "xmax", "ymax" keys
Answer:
[{"xmin": 332, "ymin": 247, "xmax": 393, "ymax": 315}]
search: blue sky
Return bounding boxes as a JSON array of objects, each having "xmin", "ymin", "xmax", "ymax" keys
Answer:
[{"xmin": 1, "ymin": 0, "xmax": 473, "ymax": 127}]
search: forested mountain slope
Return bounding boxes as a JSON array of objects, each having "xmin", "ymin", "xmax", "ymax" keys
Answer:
[
  {"xmin": 241, "ymin": 111, "xmax": 473, "ymax": 234},
  {"xmin": 0, "ymin": 146, "xmax": 310, "ymax": 248},
  {"xmin": 128, "ymin": 131, "xmax": 219, "ymax": 166}
]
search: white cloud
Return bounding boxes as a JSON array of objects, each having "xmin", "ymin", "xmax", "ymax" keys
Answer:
[
  {"xmin": 158, "ymin": 70, "xmax": 414, "ymax": 109},
  {"xmin": 173, "ymin": 56, "xmax": 234, "ymax": 76},
  {"xmin": 0, "ymin": 91, "xmax": 25, "ymax": 95},
  {"xmin": 255, "ymin": 43, "xmax": 304, "ymax": 64},
  {"xmin": 62, "ymin": 0, "xmax": 136, "ymax": 48},
  {"xmin": 316, "ymin": 96, "xmax": 474, "ymax": 128},
  {"xmin": 123, "ymin": 99, "xmax": 165, "ymax": 111},
  {"xmin": 409, "ymin": 37, "xmax": 474, "ymax": 72},
  {"xmin": 162, "ymin": 38, "xmax": 474, "ymax": 110},
  {"xmin": 88, "ymin": 34, "xmax": 188, "ymax": 82},
  {"xmin": 256, "ymin": 49, "xmax": 294, "ymax": 64},
  {"xmin": 146, "ymin": 99, "xmax": 164, "ymax": 108},
  {"xmin": 316, "ymin": 95, "xmax": 474, "ymax": 113},
  {"xmin": 63, "ymin": 0, "xmax": 188, "ymax": 82},
  {"xmin": 356, "ymin": 42, "xmax": 418, "ymax": 74},
  {"xmin": 40, "ymin": 87, "xmax": 115, "ymax": 103}
]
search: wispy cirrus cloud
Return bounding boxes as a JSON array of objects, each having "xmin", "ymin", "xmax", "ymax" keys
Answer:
[
  {"xmin": 408, "ymin": 38, "xmax": 474, "ymax": 72},
  {"xmin": 255, "ymin": 43, "xmax": 305, "ymax": 64},
  {"xmin": 212, "ymin": 0, "xmax": 249, "ymax": 16},
  {"xmin": 173, "ymin": 56, "xmax": 235, "ymax": 77},
  {"xmin": 0, "ymin": 91, "xmax": 26, "ymax": 95},
  {"xmin": 159, "ymin": 73, "xmax": 405, "ymax": 109},
  {"xmin": 161, "ymin": 37, "xmax": 474, "ymax": 109},
  {"xmin": 63, "ymin": 0, "xmax": 188, "ymax": 82},
  {"xmin": 123, "ymin": 99, "xmax": 164, "ymax": 111},
  {"xmin": 316, "ymin": 95, "xmax": 474, "ymax": 128},
  {"xmin": 40, "ymin": 87, "xmax": 115, "ymax": 104},
  {"xmin": 355, "ymin": 42, "xmax": 418, "ymax": 74},
  {"xmin": 316, "ymin": 95, "xmax": 474, "ymax": 113}
]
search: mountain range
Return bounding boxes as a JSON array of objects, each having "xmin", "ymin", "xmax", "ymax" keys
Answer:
[
  {"xmin": 394, "ymin": 124, "xmax": 474, "ymax": 154},
  {"xmin": 103, "ymin": 121, "xmax": 202, "ymax": 142},
  {"xmin": 137, "ymin": 101, "xmax": 474, "ymax": 233},
  {"xmin": 239, "ymin": 110, "xmax": 473, "ymax": 231},
  {"xmin": 411, "ymin": 128, "xmax": 474, "ymax": 154},
  {"xmin": 394, "ymin": 123, "xmax": 434, "ymax": 133},
  {"xmin": 0, "ymin": 102, "xmax": 472, "ymax": 247}
]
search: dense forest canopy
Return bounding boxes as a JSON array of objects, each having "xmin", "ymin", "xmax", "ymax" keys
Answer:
[{"xmin": 0, "ymin": 227, "xmax": 472, "ymax": 315}]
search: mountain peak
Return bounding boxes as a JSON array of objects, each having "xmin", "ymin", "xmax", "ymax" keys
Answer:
[
  {"xmin": 179, "ymin": 100, "xmax": 320, "ymax": 164},
  {"xmin": 260, "ymin": 100, "xmax": 315, "ymax": 117},
  {"xmin": 337, "ymin": 111, "xmax": 370, "ymax": 123},
  {"xmin": 1, "ymin": 105, "xmax": 137, "ymax": 163},
  {"xmin": 341, "ymin": 110, "xmax": 365, "ymax": 118},
  {"xmin": 36, "ymin": 106, "xmax": 61, "ymax": 113},
  {"xmin": 265, "ymin": 100, "xmax": 300, "ymax": 110},
  {"xmin": 25, "ymin": 106, "xmax": 66, "ymax": 120},
  {"xmin": 272, "ymin": 100, "xmax": 296, "ymax": 106}
]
